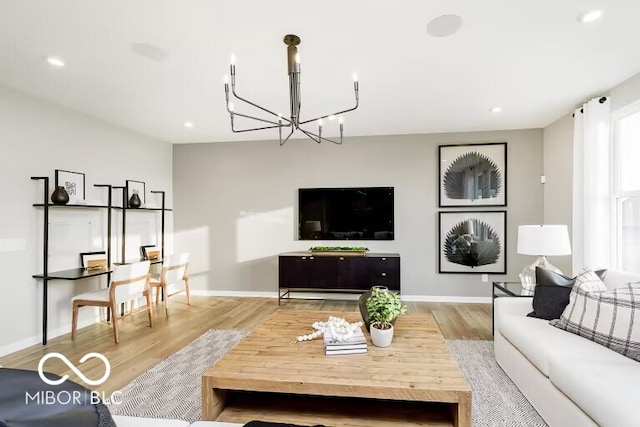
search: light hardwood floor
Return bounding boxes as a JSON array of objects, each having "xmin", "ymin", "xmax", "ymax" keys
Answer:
[{"xmin": 0, "ymin": 296, "xmax": 491, "ymax": 394}]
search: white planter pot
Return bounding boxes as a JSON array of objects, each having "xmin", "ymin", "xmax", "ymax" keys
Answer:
[{"xmin": 370, "ymin": 323, "xmax": 394, "ymax": 347}]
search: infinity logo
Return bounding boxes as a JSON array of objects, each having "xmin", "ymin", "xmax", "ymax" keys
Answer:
[{"xmin": 37, "ymin": 352, "xmax": 111, "ymax": 386}]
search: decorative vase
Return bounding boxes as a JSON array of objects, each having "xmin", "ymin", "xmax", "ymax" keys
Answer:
[
  {"xmin": 370, "ymin": 323, "xmax": 394, "ymax": 348},
  {"xmin": 51, "ymin": 186, "xmax": 69, "ymax": 205},
  {"xmin": 358, "ymin": 285, "xmax": 389, "ymax": 331},
  {"xmin": 128, "ymin": 191, "xmax": 141, "ymax": 208}
]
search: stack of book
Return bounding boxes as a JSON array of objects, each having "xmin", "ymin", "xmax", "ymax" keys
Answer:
[{"xmin": 323, "ymin": 327, "xmax": 367, "ymax": 356}]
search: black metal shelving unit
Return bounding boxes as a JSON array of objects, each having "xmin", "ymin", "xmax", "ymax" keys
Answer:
[{"xmin": 31, "ymin": 178, "xmax": 171, "ymax": 345}]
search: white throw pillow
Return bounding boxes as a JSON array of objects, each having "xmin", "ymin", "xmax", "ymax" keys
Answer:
[{"xmin": 551, "ymin": 276, "xmax": 640, "ymax": 362}]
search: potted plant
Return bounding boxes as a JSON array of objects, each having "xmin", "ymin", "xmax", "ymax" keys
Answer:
[{"xmin": 366, "ymin": 287, "xmax": 407, "ymax": 347}]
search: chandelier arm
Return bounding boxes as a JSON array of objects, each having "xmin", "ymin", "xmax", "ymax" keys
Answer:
[
  {"xmin": 279, "ymin": 126, "xmax": 296, "ymax": 146},
  {"xmin": 230, "ymin": 111, "xmax": 291, "ymax": 127},
  {"xmin": 298, "ymin": 99, "xmax": 359, "ymax": 126},
  {"xmin": 231, "ymin": 123, "xmax": 290, "ymax": 133},
  {"xmin": 230, "ymin": 87, "xmax": 292, "ymax": 124},
  {"xmin": 299, "ymin": 127, "xmax": 343, "ymax": 145}
]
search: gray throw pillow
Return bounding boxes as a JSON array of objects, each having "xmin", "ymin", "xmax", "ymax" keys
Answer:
[{"xmin": 527, "ymin": 268, "xmax": 607, "ymax": 320}]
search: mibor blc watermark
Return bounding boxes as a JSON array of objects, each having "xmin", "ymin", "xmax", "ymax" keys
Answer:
[{"xmin": 26, "ymin": 352, "xmax": 122, "ymax": 405}]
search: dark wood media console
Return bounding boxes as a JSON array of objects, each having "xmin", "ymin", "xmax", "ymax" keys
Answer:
[{"xmin": 278, "ymin": 252, "xmax": 400, "ymax": 303}]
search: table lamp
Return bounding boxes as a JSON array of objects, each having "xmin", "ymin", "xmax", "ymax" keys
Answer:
[
  {"xmin": 517, "ymin": 225, "xmax": 571, "ymax": 295},
  {"xmin": 304, "ymin": 220, "xmax": 322, "ymax": 239}
]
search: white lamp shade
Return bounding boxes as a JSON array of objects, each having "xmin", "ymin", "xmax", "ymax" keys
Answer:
[{"xmin": 517, "ymin": 225, "xmax": 571, "ymax": 256}]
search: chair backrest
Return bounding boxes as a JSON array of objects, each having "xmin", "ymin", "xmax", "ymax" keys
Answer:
[
  {"xmin": 162, "ymin": 253, "xmax": 189, "ymax": 285},
  {"xmin": 110, "ymin": 261, "xmax": 151, "ymax": 305}
]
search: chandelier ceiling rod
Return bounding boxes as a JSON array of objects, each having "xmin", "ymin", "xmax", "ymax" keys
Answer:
[{"xmin": 224, "ymin": 34, "xmax": 359, "ymax": 145}]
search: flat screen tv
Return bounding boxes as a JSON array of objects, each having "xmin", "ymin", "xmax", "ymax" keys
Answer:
[{"xmin": 298, "ymin": 187, "xmax": 394, "ymax": 240}]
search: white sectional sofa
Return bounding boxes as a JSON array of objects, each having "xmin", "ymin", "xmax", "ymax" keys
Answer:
[{"xmin": 494, "ymin": 270, "xmax": 640, "ymax": 427}]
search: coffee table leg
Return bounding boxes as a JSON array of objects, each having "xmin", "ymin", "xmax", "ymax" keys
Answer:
[
  {"xmin": 452, "ymin": 391, "xmax": 472, "ymax": 427},
  {"xmin": 201, "ymin": 377, "xmax": 228, "ymax": 421}
]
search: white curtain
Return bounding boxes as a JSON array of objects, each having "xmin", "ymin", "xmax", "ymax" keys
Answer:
[{"xmin": 572, "ymin": 97, "xmax": 611, "ymax": 273}]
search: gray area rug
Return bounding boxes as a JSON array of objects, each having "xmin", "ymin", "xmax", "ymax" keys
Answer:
[
  {"xmin": 447, "ymin": 340, "xmax": 547, "ymax": 427},
  {"xmin": 109, "ymin": 331, "xmax": 547, "ymax": 426},
  {"xmin": 108, "ymin": 329, "xmax": 249, "ymax": 422}
]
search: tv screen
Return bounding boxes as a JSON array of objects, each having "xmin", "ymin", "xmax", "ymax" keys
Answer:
[{"xmin": 298, "ymin": 187, "xmax": 394, "ymax": 240}]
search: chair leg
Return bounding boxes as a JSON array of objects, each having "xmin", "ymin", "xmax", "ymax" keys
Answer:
[
  {"xmin": 155, "ymin": 286, "xmax": 160, "ymax": 304},
  {"xmin": 71, "ymin": 302, "xmax": 79, "ymax": 341},
  {"xmin": 184, "ymin": 278, "xmax": 191, "ymax": 306},
  {"xmin": 163, "ymin": 285, "xmax": 169, "ymax": 316},
  {"xmin": 145, "ymin": 290, "xmax": 154, "ymax": 327},
  {"xmin": 111, "ymin": 301, "xmax": 120, "ymax": 344}
]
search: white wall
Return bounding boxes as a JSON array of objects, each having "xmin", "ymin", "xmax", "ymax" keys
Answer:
[
  {"xmin": 610, "ymin": 72, "xmax": 640, "ymax": 112},
  {"xmin": 173, "ymin": 129, "xmax": 543, "ymax": 300},
  {"xmin": 0, "ymin": 85, "xmax": 173, "ymax": 356}
]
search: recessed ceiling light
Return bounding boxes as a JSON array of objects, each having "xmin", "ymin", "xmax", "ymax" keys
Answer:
[
  {"xmin": 578, "ymin": 10, "xmax": 603, "ymax": 23},
  {"xmin": 184, "ymin": 121, "xmax": 194, "ymax": 128},
  {"xmin": 490, "ymin": 107, "xmax": 503, "ymax": 113},
  {"xmin": 427, "ymin": 15, "xmax": 463, "ymax": 37},
  {"xmin": 45, "ymin": 56, "xmax": 65, "ymax": 67}
]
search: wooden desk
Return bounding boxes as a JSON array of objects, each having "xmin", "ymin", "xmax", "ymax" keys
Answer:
[{"xmin": 202, "ymin": 310, "xmax": 471, "ymax": 426}]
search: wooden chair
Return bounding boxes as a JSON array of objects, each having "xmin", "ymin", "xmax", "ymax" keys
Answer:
[
  {"xmin": 71, "ymin": 261, "xmax": 152, "ymax": 343},
  {"xmin": 150, "ymin": 253, "xmax": 190, "ymax": 316}
]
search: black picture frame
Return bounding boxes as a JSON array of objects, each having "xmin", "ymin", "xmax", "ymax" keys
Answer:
[
  {"xmin": 55, "ymin": 169, "xmax": 86, "ymax": 204},
  {"xmin": 438, "ymin": 210, "xmax": 507, "ymax": 274},
  {"xmin": 438, "ymin": 142, "xmax": 507, "ymax": 207},
  {"xmin": 140, "ymin": 245, "xmax": 160, "ymax": 260},
  {"xmin": 80, "ymin": 251, "xmax": 107, "ymax": 270},
  {"xmin": 126, "ymin": 180, "xmax": 146, "ymax": 204}
]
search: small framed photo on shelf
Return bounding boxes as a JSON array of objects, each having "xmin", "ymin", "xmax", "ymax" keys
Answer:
[
  {"xmin": 140, "ymin": 245, "xmax": 161, "ymax": 260},
  {"xmin": 438, "ymin": 142, "xmax": 507, "ymax": 207},
  {"xmin": 55, "ymin": 169, "xmax": 85, "ymax": 204},
  {"xmin": 80, "ymin": 251, "xmax": 107, "ymax": 270},
  {"xmin": 126, "ymin": 180, "xmax": 145, "ymax": 207},
  {"xmin": 438, "ymin": 211, "xmax": 507, "ymax": 274}
]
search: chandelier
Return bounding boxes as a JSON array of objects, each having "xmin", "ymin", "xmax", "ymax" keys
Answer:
[{"xmin": 224, "ymin": 34, "xmax": 359, "ymax": 145}]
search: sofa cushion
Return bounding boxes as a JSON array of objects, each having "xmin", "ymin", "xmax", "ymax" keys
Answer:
[
  {"xmin": 528, "ymin": 268, "xmax": 607, "ymax": 320},
  {"xmin": 498, "ymin": 314, "xmax": 631, "ymax": 377},
  {"xmin": 548, "ymin": 357, "xmax": 640, "ymax": 427},
  {"xmin": 552, "ymin": 283, "xmax": 640, "ymax": 361}
]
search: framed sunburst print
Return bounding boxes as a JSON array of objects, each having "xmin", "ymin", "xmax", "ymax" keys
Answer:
[
  {"xmin": 439, "ymin": 211, "xmax": 507, "ymax": 274},
  {"xmin": 438, "ymin": 142, "xmax": 507, "ymax": 207}
]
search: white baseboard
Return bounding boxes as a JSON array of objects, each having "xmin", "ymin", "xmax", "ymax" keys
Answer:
[
  {"xmin": 0, "ymin": 316, "xmax": 101, "ymax": 358},
  {"xmin": 189, "ymin": 290, "xmax": 278, "ymax": 298},
  {"xmin": 401, "ymin": 295, "xmax": 492, "ymax": 303},
  {"xmin": 189, "ymin": 290, "xmax": 490, "ymax": 304}
]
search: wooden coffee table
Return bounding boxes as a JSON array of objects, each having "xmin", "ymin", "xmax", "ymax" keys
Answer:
[{"xmin": 202, "ymin": 310, "xmax": 471, "ymax": 426}]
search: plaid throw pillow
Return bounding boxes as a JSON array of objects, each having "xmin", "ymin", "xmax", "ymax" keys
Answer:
[{"xmin": 551, "ymin": 276, "xmax": 640, "ymax": 362}]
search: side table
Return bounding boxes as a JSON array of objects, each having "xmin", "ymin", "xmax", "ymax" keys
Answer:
[{"xmin": 492, "ymin": 281, "xmax": 529, "ymax": 335}]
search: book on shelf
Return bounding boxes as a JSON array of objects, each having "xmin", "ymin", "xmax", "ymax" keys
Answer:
[{"xmin": 325, "ymin": 347, "xmax": 367, "ymax": 356}]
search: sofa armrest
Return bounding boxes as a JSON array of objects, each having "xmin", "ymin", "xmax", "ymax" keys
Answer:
[{"xmin": 495, "ymin": 296, "xmax": 533, "ymax": 318}]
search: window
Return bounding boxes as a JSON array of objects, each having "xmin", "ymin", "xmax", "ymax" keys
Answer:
[{"xmin": 612, "ymin": 104, "xmax": 640, "ymax": 273}]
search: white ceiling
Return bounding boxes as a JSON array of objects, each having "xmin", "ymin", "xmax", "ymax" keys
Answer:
[{"xmin": 1, "ymin": 1, "xmax": 640, "ymax": 144}]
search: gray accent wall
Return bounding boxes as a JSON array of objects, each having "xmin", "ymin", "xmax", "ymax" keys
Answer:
[
  {"xmin": 173, "ymin": 129, "xmax": 543, "ymax": 299},
  {"xmin": 542, "ymin": 114, "xmax": 574, "ymax": 274},
  {"xmin": 0, "ymin": 85, "xmax": 172, "ymax": 355}
]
